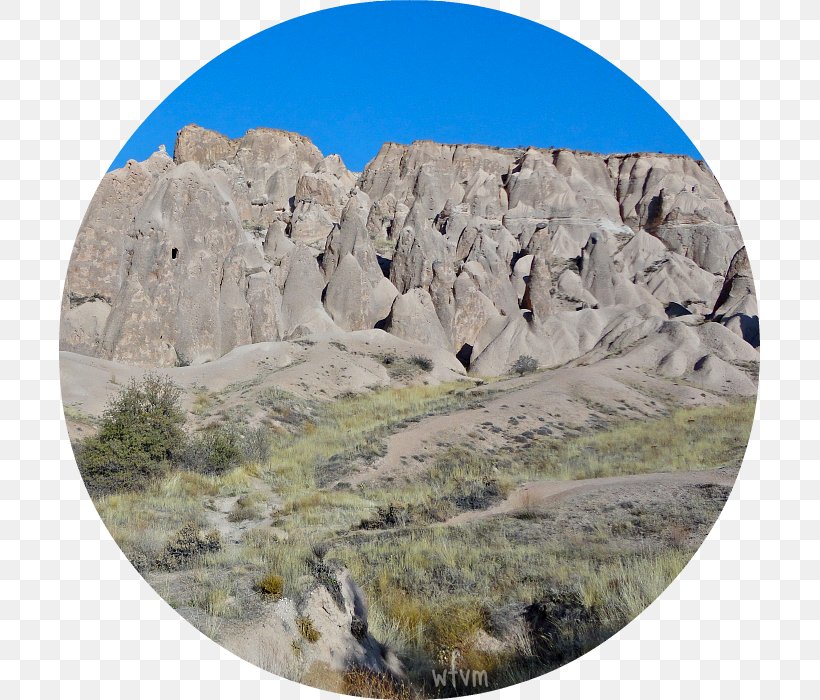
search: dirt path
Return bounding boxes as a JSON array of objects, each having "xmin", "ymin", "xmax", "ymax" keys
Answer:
[
  {"xmin": 200, "ymin": 476, "xmax": 284, "ymax": 545},
  {"xmin": 448, "ymin": 466, "xmax": 739, "ymax": 525},
  {"xmin": 345, "ymin": 363, "xmax": 719, "ymax": 487}
]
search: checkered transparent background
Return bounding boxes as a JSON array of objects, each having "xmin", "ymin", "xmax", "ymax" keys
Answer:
[{"xmin": 1, "ymin": 0, "xmax": 817, "ymax": 697}]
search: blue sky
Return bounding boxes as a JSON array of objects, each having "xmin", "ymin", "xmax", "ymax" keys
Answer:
[{"xmin": 110, "ymin": 1, "xmax": 701, "ymax": 172}]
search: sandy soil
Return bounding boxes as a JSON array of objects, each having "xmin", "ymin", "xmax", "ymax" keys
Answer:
[{"xmin": 448, "ymin": 466, "xmax": 738, "ymax": 525}]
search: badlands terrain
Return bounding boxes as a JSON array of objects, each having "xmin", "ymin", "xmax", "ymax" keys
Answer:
[{"xmin": 61, "ymin": 125, "xmax": 758, "ymax": 696}]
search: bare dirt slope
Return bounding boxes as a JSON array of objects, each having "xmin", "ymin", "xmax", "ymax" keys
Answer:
[
  {"xmin": 338, "ymin": 356, "xmax": 743, "ymax": 487},
  {"xmin": 449, "ymin": 466, "xmax": 739, "ymax": 525},
  {"xmin": 60, "ymin": 328, "xmax": 466, "ymax": 441}
]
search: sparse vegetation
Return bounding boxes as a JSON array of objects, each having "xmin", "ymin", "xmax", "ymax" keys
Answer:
[
  {"xmin": 513, "ymin": 400, "xmax": 755, "ymax": 480},
  {"xmin": 72, "ymin": 359, "xmax": 754, "ymax": 697},
  {"xmin": 330, "ymin": 516, "xmax": 700, "ymax": 690},
  {"xmin": 228, "ymin": 492, "xmax": 267, "ymax": 522},
  {"xmin": 156, "ymin": 522, "xmax": 222, "ymax": 571},
  {"xmin": 191, "ymin": 391, "xmax": 213, "ymax": 416},
  {"xmin": 409, "ymin": 355, "xmax": 434, "ymax": 372},
  {"xmin": 296, "ymin": 615, "xmax": 321, "ymax": 643},
  {"xmin": 267, "ymin": 381, "xmax": 478, "ymax": 496},
  {"xmin": 380, "ymin": 353, "xmax": 434, "ymax": 380}
]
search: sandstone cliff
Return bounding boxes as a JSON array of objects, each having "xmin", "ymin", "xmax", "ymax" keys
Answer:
[{"xmin": 61, "ymin": 125, "xmax": 758, "ymax": 379}]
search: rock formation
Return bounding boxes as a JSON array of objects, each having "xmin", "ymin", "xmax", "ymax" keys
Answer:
[
  {"xmin": 709, "ymin": 246, "xmax": 759, "ymax": 348},
  {"xmin": 61, "ymin": 124, "xmax": 758, "ymax": 379}
]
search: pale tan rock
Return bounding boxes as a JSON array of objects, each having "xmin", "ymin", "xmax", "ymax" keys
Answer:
[
  {"xmin": 280, "ymin": 245, "xmax": 336, "ymax": 338},
  {"xmin": 521, "ymin": 252, "xmax": 553, "ymax": 323},
  {"xmin": 384, "ymin": 288, "xmax": 450, "ymax": 349},
  {"xmin": 710, "ymin": 247, "xmax": 759, "ymax": 347},
  {"xmin": 62, "ymin": 126, "xmax": 755, "ymax": 375}
]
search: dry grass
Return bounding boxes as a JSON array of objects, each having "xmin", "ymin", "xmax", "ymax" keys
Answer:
[
  {"xmin": 343, "ymin": 668, "xmax": 413, "ymax": 700},
  {"xmin": 258, "ymin": 572, "xmax": 284, "ymax": 598},
  {"xmin": 238, "ymin": 530, "xmax": 312, "ymax": 599},
  {"xmin": 95, "ymin": 462, "xmax": 263, "ymax": 570},
  {"xmin": 63, "ymin": 403, "xmax": 98, "ymax": 426},
  {"xmin": 228, "ymin": 492, "xmax": 268, "ymax": 522},
  {"xmin": 516, "ymin": 399, "xmax": 755, "ymax": 480},
  {"xmin": 265, "ymin": 381, "xmax": 477, "ymax": 497},
  {"xmin": 326, "ymin": 430, "xmax": 742, "ymax": 690},
  {"xmin": 191, "ymin": 391, "xmax": 213, "ymax": 416},
  {"xmin": 88, "ymin": 376, "xmax": 753, "ymax": 695},
  {"xmin": 330, "ymin": 520, "xmax": 699, "ymax": 689},
  {"xmin": 296, "ymin": 615, "xmax": 321, "ymax": 643}
]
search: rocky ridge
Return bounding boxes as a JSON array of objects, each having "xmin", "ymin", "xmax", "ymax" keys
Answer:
[{"xmin": 61, "ymin": 125, "xmax": 759, "ymax": 383}]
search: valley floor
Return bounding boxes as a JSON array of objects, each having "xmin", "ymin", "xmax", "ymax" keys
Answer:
[{"xmin": 62, "ymin": 342, "xmax": 756, "ymax": 698}]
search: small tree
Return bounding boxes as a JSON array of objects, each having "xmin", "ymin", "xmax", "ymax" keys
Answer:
[
  {"xmin": 513, "ymin": 355, "xmax": 538, "ymax": 376},
  {"xmin": 77, "ymin": 373, "xmax": 186, "ymax": 494}
]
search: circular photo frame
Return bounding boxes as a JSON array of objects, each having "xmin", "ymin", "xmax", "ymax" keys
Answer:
[{"xmin": 61, "ymin": 3, "xmax": 758, "ymax": 697}]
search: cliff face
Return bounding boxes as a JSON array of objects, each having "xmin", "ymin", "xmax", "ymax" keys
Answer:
[{"xmin": 60, "ymin": 125, "xmax": 758, "ymax": 375}]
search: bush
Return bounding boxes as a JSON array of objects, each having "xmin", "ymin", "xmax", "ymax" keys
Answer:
[
  {"xmin": 409, "ymin": 355, "xmax": 434, "ymax": 372},
  {"xmin": 178, "ymin": 424, "xmax": 243, "ymax": 475},
  {"xmin": 258, "ymin": 573, "xmax": 284, "ymax": 598},
  {"xmin": 513, "ymin": 355, "xmax": 538, "ymax": 376},
  {"xmin": 380, "ymin": 353, "xmax": 432, "ymax": 380},
  {"xmin": 201, "ymin": 425, "xmax": 243, "ymax": 472},
  {"xmin": 155, "ymin": 522, "xmax": 221, "ymax": 571},
  {"xmin": 77, "ymin": 373, "xmax": 186, "ymax": 495},
  {"xmin": 241, "ymin": 425, "xmax": 271, "ymax": 463}
]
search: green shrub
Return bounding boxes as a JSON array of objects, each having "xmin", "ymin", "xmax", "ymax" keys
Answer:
[
  {"xmin": 76, "ymin": 373, "xmax": 186, "ymax": 495},
  {"xmin": 179, "ymin": 424, "xmax": 243, "ymax": 475},
  {"xmin": 241, "ymin": 425, "xmax": 271, "ymax": 463},
  {"xmin": 201, "ymin": 425, "xmax": 243, "ymax": 472},
  {"xmin": 258, "ymin": 573, "xmax": 284, "ymax": 598}
]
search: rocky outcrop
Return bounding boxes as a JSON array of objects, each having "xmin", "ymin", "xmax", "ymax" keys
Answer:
[
  {"xmin": 62, "ymin": 125, "xmax": 757, "ymax": 377},
  {"xmin": 709, "ymin": 246, "xmax": 759, "ymax": 347}
]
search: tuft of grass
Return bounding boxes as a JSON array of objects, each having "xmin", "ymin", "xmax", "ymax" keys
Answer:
[
  {"xmin": 296, "ymin": 615, "xmax": 321, "ymax": 643},
  {"xmin": 228, "ymin": 492, "xmax": 267, "ymax": 522},
  {"xmin": 188, "ymin": 574, "xmax": 234, "ymax": 618},
  {"xmin": 63, "ymin": 404, "xmax": 98, "ymax": 426},
  {"xmin": 239, "ymin": 531, "xmax": 311, "ymax": 599},
  {"xmin": 216, "ymin": 465, "xmax": 258, "ymax": 495},
  {"xmin": 158, "ymin": 471, "xmax": 219, "ymax": 499},
  {"xmin": 95, "ymin": 484, "xmax": 210, "ymax": 571},
  {"xmin": 256, "ymin": 387, "xmax": 315, "ymax": 425},
  {"xmin": 258, "ymin": 572, "xmax": 284, "ymax": 598},
  {"xmin": 191, "ymin": 391, "xmax": 213, "ymax": 416}
]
